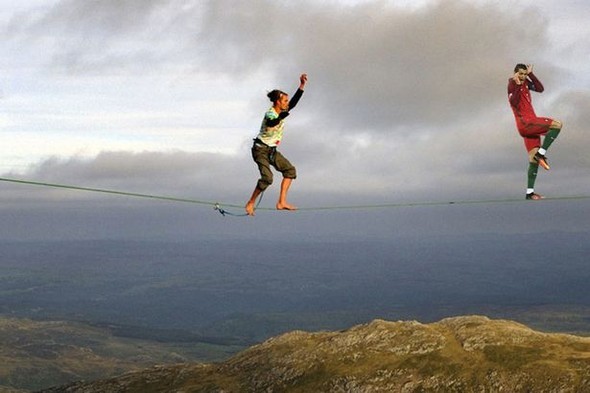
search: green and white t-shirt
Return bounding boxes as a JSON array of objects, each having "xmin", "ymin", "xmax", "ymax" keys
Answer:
[
  {"xmin": 254, "ymin": 88, "xmax": 304, "ymax": 148},
  {"xmin": 257, "ymin": 108, "xmax": 285, "ymax": 147}
]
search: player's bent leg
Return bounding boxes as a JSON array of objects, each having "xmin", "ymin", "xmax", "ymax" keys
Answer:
[{"xmin": 539, "ymin": 119, "xmax": 562, "ymax": 157}]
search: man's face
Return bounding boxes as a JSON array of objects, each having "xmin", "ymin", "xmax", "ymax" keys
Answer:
[
  {"xmin": 516, "ymin": 68, "xmax": 528, "ymax": 82},
  {"xmin": 277, "ymin": 94, "xmax": 289, "ymax": 111}
]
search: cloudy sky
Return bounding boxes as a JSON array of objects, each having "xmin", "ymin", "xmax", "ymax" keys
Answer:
[{"xmin": 1, "ymin": 0, "xmax": 589, "ymax": 240}]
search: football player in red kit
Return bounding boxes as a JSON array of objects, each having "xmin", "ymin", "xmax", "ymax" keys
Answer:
[{"xmin": 508, "ymin": 64, "xmax": 563, "ymax": 200}]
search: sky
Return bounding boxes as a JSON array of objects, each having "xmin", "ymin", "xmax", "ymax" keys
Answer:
[{"xmin": 1, "ymin": 0, "xmax": 590, "ymax": 241}]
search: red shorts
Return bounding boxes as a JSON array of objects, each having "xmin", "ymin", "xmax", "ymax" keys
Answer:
[{"xmin": 517, "ymin": 116, "xmax": 553, "ymax": 152}]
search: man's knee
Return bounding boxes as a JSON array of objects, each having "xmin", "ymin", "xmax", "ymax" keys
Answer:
[
  {"xmin": 283, "ymin": 166, "xmax": 296, "ymax": 179},
  {"xmin": 257, "ymin": 173, "xmax": 273, "ymax": 191},
  {"xmin": 257, "ymin": 180, "xmax": 271, "ymax": 191},
  {"xmin": 552, "ymin": 119, "xmax": 563, "ymax": 130}
]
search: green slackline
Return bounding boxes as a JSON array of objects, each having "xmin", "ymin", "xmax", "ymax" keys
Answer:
[
  {"xmin": 1, "ymin": 177, "xmax": 589, "ymax": 214},
  {"xmin": 0, "ymin": 176, "xmax": 238, "ymax": 207},
  {"xmin": 298, "ymin": 194, "xmax": 590, "ymax": 211}
]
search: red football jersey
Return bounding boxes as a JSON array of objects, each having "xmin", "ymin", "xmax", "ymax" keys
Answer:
[{"xmin": 507, "ymin": 73, "xmax": 545, "ymax": 130}]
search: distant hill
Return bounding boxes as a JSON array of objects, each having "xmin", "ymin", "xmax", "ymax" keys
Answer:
[
  {"xmin": 40, "ymin": 315, "xmax": 590, "ymax": 392},
  {"xmin": 0, "ymin": 317, "xmax": 241, "ymax": 392}
]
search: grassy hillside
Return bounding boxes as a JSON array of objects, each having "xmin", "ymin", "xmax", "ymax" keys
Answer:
[
  {"xmin": 0, "ymin": 317, "xmax": 243, "ymax": 392},
  {"xmin": 41, "ymin": 315, "xmax": 590, "ymax": 392}
]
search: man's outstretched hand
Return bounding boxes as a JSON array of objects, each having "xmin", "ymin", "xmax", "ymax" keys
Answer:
[{"xmin": 299, "ymin": 73, "xmax": 308, "ymax": 89}]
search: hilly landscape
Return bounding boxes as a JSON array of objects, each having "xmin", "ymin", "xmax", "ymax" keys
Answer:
[
  {"xmin": 2, "ymin": 233, "xmax": 590, "ymax": 392},
  {"xmin": 0, "ymin": 317, "xmax": 242, "ymax": 392},
  {"xmin": 39, "ymin": 315, "xmax": 590, "ymax": 392}
]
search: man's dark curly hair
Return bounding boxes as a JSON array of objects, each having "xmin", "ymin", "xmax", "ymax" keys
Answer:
[{"xmin": 267, "ymin": 89, "xmax": 287, "ymax": 103}]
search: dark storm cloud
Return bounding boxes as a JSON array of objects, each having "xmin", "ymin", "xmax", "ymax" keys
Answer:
[
  {"xmin": 198, "ymin": 0, "xmax": 549, "ymax": 129},
  {"xmin": 8, "ymin": 0, "xmax": 551, "ymax": 129}
]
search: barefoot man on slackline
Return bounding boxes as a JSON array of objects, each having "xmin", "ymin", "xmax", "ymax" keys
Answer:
[{"xmin": 245, "ymin": 73, "xmax": 308, "ymax": 216}]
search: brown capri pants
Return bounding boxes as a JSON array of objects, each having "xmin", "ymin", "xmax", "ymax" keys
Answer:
[{"xmin": 252, "ymin": 143, "xmax": 296, "ymax": 191}]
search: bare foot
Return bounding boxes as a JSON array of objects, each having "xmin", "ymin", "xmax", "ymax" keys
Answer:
[
  {"xmin": 245, "ymin": 202, "xmax": 256, "ymax": 216},
  {"xmin": 276, "ymin": 202, "xmax": 297, "ymax": 211}
]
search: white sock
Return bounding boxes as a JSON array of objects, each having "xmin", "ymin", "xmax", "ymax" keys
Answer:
[
  {"xmin": 538, "ymin": 148, "xmax": 547, "ymax": 156},
  {"xmin": 527, "ymin": 188, "xmax": 534, "ymax": 194}
]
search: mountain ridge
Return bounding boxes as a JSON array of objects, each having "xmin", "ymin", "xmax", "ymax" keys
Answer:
[{"xmin": 40, "ymin": 315, "xmax": 590, "ymax": 392}]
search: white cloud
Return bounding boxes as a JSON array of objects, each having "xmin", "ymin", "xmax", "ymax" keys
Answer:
[{"xmin": 1, "ymin": 0, "xmax": 589, "ymax": 214}]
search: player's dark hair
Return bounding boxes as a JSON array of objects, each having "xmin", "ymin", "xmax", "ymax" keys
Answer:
[
  {"xmin": 267, "ymin": 89, "xmax": 286, "ymax": 103},
  {"xmin": 514, "ymin": 63, "xmax": 527, "ymax": 73}
]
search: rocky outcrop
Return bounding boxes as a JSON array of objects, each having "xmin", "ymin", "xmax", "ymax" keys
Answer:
[{"xmin": 41, "ymin": 315, "xmax": 590, "ymax": 392}]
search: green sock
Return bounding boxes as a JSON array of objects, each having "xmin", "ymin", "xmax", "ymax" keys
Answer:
[
  {"xmin": 527, "ymin": 163, "xmax": 538, "ymax": 189},
  {"xmin": 541, "ymin": 128, "xmax": 560, "ymax": 151}
]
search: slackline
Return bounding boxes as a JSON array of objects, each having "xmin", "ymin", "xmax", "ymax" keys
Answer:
[{"xmin": 1, "ymin": 177, "xmax": 589, "ymax": 215}]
